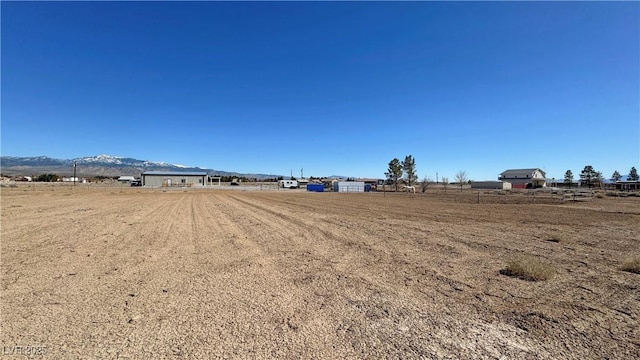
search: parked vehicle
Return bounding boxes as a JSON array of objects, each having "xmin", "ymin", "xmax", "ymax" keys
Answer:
[
  {"xmin": 279, "ymin": 179, "xmax": 298, "ymax": 189},
  {"xmin": 130, "ymin": 180, "xmax": 142, "ymax": 187}
]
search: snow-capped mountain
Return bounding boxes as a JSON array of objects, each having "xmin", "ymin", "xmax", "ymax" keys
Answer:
[
  {"xmin": 1, "ymin": 154, "xmax": 193, "ymax": 169},
  {"xmin": 0, "ymin": 154, "xmax": 275, "ymax": 179},
  {"xmin": 73, "ymin": 154, "xmax": 189, "ymax": 168}
]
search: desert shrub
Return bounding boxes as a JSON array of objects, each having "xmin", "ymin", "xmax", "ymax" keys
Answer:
[
  {"xmin": 500, "ymin": 256, "xmax": 555, "ymax": 281},
  {"xmin": 595, "ymin": 192, "xmax": 604, "ymax": 198},
  {"xmin": 621, "ymin": 256, "xmax": 640, "ymax": 274},
  {"xmin": 545, "ymin": 232, "xmax": 563, "ymax": 243}
]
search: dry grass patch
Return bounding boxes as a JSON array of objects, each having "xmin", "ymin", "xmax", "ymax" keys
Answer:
[
  {"xmin": 621, "ymin": 256, "xmax": 640, "ymax": 274},
  {"xmin": 500, "ymin": 255, "xmax": 555, "ymax": 281},
  {"xmin": 545, "ymin": 232, "xmax": 564, "ymax": 243}
]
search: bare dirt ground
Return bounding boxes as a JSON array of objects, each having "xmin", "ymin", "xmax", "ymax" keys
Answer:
[{"xmin": 1, "ymin": 185, "xmax": 639, "ymax": 359}]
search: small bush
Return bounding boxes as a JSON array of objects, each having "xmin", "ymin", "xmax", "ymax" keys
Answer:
[
  {"xmin": 621, "ymin": 256, "xmax": 640, "ymax": 274},
  {"xmin": 500, "ymin": 256, "xmax": 555, "ymax": 281},
  {"xmin": 545, "ymin": 232, "xmax": 563, "ymax": 243}
]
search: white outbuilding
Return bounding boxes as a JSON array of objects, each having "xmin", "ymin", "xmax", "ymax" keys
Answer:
[
  {"xmin": 333, "ymin": 181, "xmax": 365, "ymax": 192},
  {"xmin": 141, "ymin": 171, "xmax": 208, "ymax": 187},
  {"xmin": 471, "ymin": 181, "xmax": 512, "ymax": 190}
]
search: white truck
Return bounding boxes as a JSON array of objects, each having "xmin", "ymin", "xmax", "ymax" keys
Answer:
[{"xmin": 279, "ymin": 179, "xmax": 298, "ymax": 189}]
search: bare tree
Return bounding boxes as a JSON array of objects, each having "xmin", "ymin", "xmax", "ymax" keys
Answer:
[
  {"xmin": 441, "ymin": 177, "xmax": 449, "ymax": 192},
  {"xmin": 420, "ymin": 176, "xmax": 432, "ymax": 193},
  {"xmin": 455, "ymin": 170, "xmax": 468, "ymax": 191}
]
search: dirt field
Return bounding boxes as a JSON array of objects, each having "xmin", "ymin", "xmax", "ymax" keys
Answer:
[{"xmin": 1, "ymin": 186, "xmax": 639, "ymax": 359}]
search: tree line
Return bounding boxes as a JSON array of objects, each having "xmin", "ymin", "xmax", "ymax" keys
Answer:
[
  {"xmin": 564, "ymin": 166, "xmax": 638, "ymax": 188},
  {"xmin": 384, "ymin": 159, "xmax": 639, "ymax": 192},
  {"xmin": 385, "ymin": 155, "xmax": 469, "ymax": 192}
]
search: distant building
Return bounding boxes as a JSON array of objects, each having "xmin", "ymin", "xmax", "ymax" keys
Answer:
[
  {"xmin": 333, "ymin": 181, "xmax": 365, "ymax": 193},
  {"xmin": 358, "ymin": 178, "xmax": 381, "ymax": 190},
  {"xmin": 471, "ymin": 181, "xmax": 512, "ymax": 190},
  {"xmin": 605, "ymin": 175, "xmax": 639, "ymax": 191},
  {"xmin": 141, "ymin": 171, "xmax": 208, "ymax": 187},
  {"xmin": 117, "ymin": 176, "xmax": 136, "ymax": 182},
  {"xmin": 498, "ymin": 168, "xmax": 546, "ymax": 189}
]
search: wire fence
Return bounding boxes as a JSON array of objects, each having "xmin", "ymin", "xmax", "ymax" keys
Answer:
[{"xmin": 3, "ymin": 182, "xmax": 636, "ymax": 205}]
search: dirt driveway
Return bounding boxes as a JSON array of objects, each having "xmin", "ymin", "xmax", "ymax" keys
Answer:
[{"xmin": 1, "ymin": 187, "xmax": 639, "ymax": 358}]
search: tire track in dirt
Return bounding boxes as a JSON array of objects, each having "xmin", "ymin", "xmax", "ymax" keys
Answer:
[
  {"xmin": 4, "ymin": 189, "xmax": 638, "ymax": 358},
  {"xmin": 222, "ymin": 193, "xmax": 554, "ymax": 358},
  {"xmin": 122, "ymin": 193, "xmax": 357, "ymax": 358},
  {"xmin": 228, "ymin": 193, "xmax": 474, "ymax": 291},
  {"xmin": 226, "ymin": 194, "xmax": 620, "ymax": 357}
]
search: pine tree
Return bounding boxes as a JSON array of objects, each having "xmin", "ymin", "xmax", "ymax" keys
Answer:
[
  {"xmin": 564, "ymin": 170, "xmax": 573, "ymax": 185},
  {"xmin": 401, "ymin": 155, "xmax": 417, "ymax": 187},
  {"xmin": 629, "ymin": 167, "xmax": 639, "ymax": 181},
  {"xmin": 385, "ymin": 158, "xmax": 403, "ymax": 191},
  {"xmin": 580, "ymin": 165, "xmax": 599, "ymax": 188},
  {"xmin": 611, "ymin": 170, "xmax": 622, "ymax": 182}
]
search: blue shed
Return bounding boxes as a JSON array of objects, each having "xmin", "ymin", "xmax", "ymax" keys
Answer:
[{"xmin": 306, "ymin": 183, "xmax": 324, "ymax": 192}]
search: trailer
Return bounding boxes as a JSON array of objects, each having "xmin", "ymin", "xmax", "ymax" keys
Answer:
[{"xmin": 279, "ymin": 180, "xmax": 299, "ymax": 189}]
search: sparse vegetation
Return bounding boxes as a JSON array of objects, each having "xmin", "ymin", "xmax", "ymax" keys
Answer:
[
  {"xmin": 500, "ymin": 255, "xmax": 555, "ymax": 281},
  {"xmin": 420, "ymin": 176, "xmax": 432, "ymax": 193},
  {"xmin": 35, "ymin": 173, "xmax": 60, "ymax": 182},
  {"xmin": 455, "ymin": 170, "xmax": 468, "ymax": 191},
  {"xmin": 545, "ymin": 232, "xmax": 564, "ymax": 243},
  {"xmin": 621, "ymin": 256, "xmax": 640, "ymax": 274},
  {"xmin": 2, "ymin": 185, "xmax": 638, "ymax": 357}
]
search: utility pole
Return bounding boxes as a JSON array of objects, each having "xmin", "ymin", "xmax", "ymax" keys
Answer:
[
  {"xmin": 301, "ymin": 168, "xmax": 303, "ymax": 179},
  {"xmin": 73, "ymin": 161, "xmax": 77, "ymax": 186}
]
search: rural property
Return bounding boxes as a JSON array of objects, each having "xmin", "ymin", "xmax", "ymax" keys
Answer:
[{"xmin": 1, "ymin": 186, "xmax": 639, "ymax": 358}]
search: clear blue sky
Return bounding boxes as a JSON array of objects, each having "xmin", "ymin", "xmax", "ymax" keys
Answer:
[{"xmin": 2, "ymin": 1, "xmax": 638, "ymax": 180}]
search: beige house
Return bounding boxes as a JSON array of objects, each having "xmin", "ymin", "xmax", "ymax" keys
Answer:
[{"xmin": 498, "ymin": 168, "xmax": 546, "ymax": 189}]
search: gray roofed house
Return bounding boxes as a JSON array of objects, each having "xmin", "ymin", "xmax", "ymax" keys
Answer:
[
  {"xmin": 498, "ymin": 168, "xmax": 546, "ymax": 189},
  {"xmin": 141, "ymin": 171, "xmax": 208, "ymax": 187}
]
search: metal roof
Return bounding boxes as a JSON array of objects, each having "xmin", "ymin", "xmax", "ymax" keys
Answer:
[
  {"xmin": 499, "ymin": 168, "xmax": 546, "ymax": 178},
  {"xmin": 142, "ymin": 171, "xmax": 208, "ymax": 176}
]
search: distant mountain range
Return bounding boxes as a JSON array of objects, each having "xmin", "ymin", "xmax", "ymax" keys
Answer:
[{"xmin": 0, "ymin": 154, "xmax": 278, "ymax": 179}]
